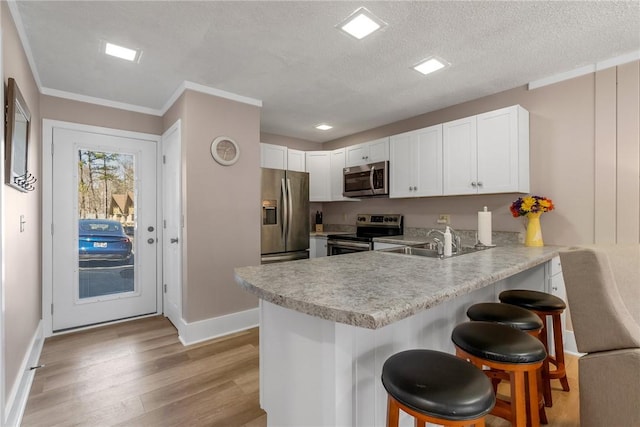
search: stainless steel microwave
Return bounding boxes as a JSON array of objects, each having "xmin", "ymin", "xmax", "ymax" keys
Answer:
[{"xmin": 343, "ymin": 161, "xmax": 389, "ymax": 197}]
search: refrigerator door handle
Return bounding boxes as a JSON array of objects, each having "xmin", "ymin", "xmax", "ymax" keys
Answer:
[
  {"xmin": 281, "ymin": 178, "xmax": 288, "ymax": 241},
  {"xmin": 286, "ymin": 178, "xmax": 293, "ymax": 242}
]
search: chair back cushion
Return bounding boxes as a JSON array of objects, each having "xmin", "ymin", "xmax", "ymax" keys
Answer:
[{"xmin": 559, "ymin": 245, "xmax": 640, "ymax": 353}]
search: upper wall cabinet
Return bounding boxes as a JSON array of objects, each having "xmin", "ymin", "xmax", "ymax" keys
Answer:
[
  {"xmin": 260, "ymin": 143, "xmax": 288, "ymax": 170},
  {"xmin": 345, "ymin": 137, "xmax": 390, "ymax": 167},
  {"xmin": 287, "ymin": 149, "xmax": 306, "ymax": 172},
  {"xmin": 330, "ymin": 148, "xmax": 350, "ymax": 201},
  {"xmin": 390, "ymin": 124, "xmax": 443, "ymax": 198},
  {"xmin": 443, "ymin": 105, "xmax": 529, "ymax": 195},
  {"xmin": 306, "ymin": 151, "xmax": 332, "ymax": 202}
]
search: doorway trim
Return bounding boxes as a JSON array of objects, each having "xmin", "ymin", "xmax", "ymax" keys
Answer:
[{"xmin": 42, "ymin": 119, "xmax": 163, "ymax": 337}]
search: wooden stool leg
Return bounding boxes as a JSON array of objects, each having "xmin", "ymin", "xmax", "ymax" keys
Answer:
[
  {"xmin": 510, "ymin": 370, "xmax": 528, "ymax": 427},
  {"xmin": 536, "ymin": 312, "xmax": 553, "ymax": 407},
  {"xmin": 552, "ymin": 313, "xmax": 570, "ymax": 392},
  {"xmin": 387, "ymin": 396, "xmax": 400, "ymax": 427},
  {"xmin": 527, "ymin": 370, "xmax": 540, "ymax": 427}
]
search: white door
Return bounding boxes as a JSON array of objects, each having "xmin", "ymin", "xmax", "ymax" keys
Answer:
[
  {"xmin": 52, "ymin": 127, "xmax": 158, "ymax": 331},
  {"xmin": 162, "ymin": 122, "xmax": 182, "ymax": 327}
]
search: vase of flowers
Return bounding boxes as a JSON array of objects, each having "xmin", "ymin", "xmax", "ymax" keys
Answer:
[{"xmin": 510, "ymin": 195, "xmax": 554, "ymax": 247}]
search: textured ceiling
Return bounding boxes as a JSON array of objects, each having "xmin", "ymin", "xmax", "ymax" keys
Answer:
[{"xmin": 12, "ymin": 1, "xmax": 640, "ymax": 142}]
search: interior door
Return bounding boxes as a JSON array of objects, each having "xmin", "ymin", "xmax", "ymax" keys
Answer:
[
  {"xmin": 51, "ymin": 127, "xmax": 157, "ymax": 331},
  {"xmin": 162, "ymin": 122, "xmax": 182, "ymax": 327}
]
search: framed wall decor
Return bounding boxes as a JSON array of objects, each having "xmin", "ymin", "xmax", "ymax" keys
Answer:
[{"xmin": 5, "ymin": 77, "xmax": 34, "ymax": 192}]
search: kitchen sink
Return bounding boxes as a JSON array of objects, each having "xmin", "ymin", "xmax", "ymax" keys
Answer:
[
  {"xmin": 381, "ymin": 243, "xmax": 493, "ymax": 259},
  {"xmin": 384, "ymin": 246, "xmax": 442, "ymax": 258}
]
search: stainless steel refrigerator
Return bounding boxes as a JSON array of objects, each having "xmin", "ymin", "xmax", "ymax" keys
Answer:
[{"xmin": 261, "ymin": 168, "xmax": 310, "ymax": 264}]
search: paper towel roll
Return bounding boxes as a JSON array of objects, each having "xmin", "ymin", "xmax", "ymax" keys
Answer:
[{"xmin": 477, "ymin": 206, "xmax": 492, "ymax": 246}]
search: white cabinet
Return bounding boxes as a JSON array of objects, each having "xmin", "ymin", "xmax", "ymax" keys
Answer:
[
  {"xmin": 390, "ymin": 124, "xmax": 443, "ymax": 198},
  {"xmin": 306, "ymin": 151, "xmax": 331, "ymax": 202},
  {"xmin": 373, "ymin": 242, "xmax": 404, "ymax": 250},
  {"xmin": 330, "ymin": 148, "xmax": 347, "ymax": 201},
  {"xmin": 476, "ymin": 105, "xmax": 529, "ymax": 194},
  {"xmin": 287, "ymin": 149, "xmax": 306, "ymax": 172},
  {"xmin": 549, "ymin": 256, "xmax": 567, "ymax": 355},
  {"xmin": 345, "ymin": 137, "xmax": 389, "ymax": 167},
  {"xmin": 309, "ymin": 236, "xmax": 328, "ymax": 258},
  {"xmin": 443, "ymin": 105, "xmax": 529, "ymax": 195},
  {"xmin": 260, "ymin": 143, "xmax": 288, "ymax": 170},
  {"xmin": 443, "ymin": 116, "xmax": 477, "ymax": 195}
]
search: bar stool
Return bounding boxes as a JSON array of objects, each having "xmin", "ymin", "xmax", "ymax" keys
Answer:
[
  {"xmin": 499, "ymin": 289, "xmax": 571, "ymax": 407},
  {"xmin": 467, "ymin": 302, "xmax": 544, "ymax": 336},
  {"xmin": 452, "ymin": 321, "xmax": 547, "ymax": 427},
  {"xmin": 381, "ymin": 349, "xmax": 496, "ymax": 427},
  {"xmin": 466, "ymin": 302, "xmax": 547, "ymax": 423}
]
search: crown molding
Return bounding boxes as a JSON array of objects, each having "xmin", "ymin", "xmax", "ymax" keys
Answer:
[{"xmin": 528, "ymin": 50, "xmax": 640, "ymax": 90}]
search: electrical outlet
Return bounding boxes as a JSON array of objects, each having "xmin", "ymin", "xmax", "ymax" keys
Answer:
[{"xmin": 436, "ymin": 214, "xmax": 450, "ymax": 225}]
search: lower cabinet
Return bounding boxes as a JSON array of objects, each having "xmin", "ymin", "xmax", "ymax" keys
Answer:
[
  {"xmin": 309, "ymin": 236, "xmax": 328, "ymax": 258},
  {"xmin": 373, "ymin": 242, "xmax": 404, "ymax": 251}
]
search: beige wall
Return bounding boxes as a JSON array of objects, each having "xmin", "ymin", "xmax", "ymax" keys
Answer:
[
  {"xmin": 165, "ymin": 90, "xmax": 261, "ymax": 323},
  {"xmin": 321, "ymin": 63, "xmax": 640, "ymax": 246},
  {"xmin": 40, "ymin": 95, "xmax": 163, "ymax": 135},
  {"xmin": 2, "ymin": 0, "xmax": 42, "ymax": 406},
  {"xmin": 260, "ymin": 132, "xmax": 322, "ymax": 151}
]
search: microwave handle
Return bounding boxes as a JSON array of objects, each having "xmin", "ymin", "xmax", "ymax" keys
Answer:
[{"xmin": 369, "ymin": 165, "xmax": 376, "ymax": 195}]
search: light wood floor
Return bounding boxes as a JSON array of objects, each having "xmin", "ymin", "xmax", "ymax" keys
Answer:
[{"xmin": 23, "ymin": 316, "xmax": 579, "ymax": 426}]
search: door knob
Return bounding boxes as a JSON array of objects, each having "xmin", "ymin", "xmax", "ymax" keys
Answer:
[
  {"xmin": 170, "ymin": 237, "xmax": 179, "ymax": 244},
  {"xmin": 147, "ymin": 238, "xmax": 155, "ymax": 244},
  {"xmin": 147, "ymin": 226, "xmax": 155, "ymax": 232}
]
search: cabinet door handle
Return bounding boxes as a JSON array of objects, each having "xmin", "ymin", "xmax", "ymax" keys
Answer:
[
  {"xmin": 477, "ymin": 181, "xmax": 483, "ymax": 187},
  {"xmin": 471, "ymin": 182, "xmax": 477, "ymax": 187}
]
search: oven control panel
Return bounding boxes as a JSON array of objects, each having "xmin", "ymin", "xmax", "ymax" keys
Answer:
[{"xmin": 356, "ymin": 214, "xmax": 403, "ymax": 227}]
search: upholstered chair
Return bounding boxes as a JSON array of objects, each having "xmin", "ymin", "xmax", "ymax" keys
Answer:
[{"xmin": 559, "ymin": 244, "xmax": 640, "ymax": 427}]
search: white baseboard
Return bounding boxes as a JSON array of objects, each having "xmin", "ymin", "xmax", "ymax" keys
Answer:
[
  {"xmin": 564, "ymin": 330, "xmax": 584, "ymax": 356},
  {"xmin": 4, "ymin": 321, "xmax": 44, "ymax": 427},
  {"xmin": 176, "ymin": 307, "xmax": 259, "ymax": 346}
]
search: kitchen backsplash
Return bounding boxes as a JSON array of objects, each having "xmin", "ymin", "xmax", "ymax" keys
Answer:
[{"xmin": 320, "ymin": 223, "xmax": 522, "ymax": 245}]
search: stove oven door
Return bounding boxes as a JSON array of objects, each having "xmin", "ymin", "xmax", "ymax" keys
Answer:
[{"xmin": 326, "ymin": 239, "xmax": 373, "ymax": 256}]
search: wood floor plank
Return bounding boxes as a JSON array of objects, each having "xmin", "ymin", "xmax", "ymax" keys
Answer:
[{"xmin": 24, "ymin": 315, "xmax": 579, "ymax": 427}]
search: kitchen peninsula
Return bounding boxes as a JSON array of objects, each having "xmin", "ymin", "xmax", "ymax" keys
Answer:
[{"xmin": 234, "ymin": 245, "xmax": 561, "ymax": 427}]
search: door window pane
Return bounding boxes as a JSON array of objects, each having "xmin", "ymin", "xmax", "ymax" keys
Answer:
[{"xmin": 77, "ymin": 150, "xmax": 135, "ymax": 299}]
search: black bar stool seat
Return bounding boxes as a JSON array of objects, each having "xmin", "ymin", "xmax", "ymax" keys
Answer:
[
  {"xmin": 452, "ymin": 321, "xmax": 546, "ymax": 427},
  {"xmin": 499, "ymin": 289, "xmax": 566, "ymax": 311},
  {"xmin": 382, "ymin": 349, "xmax": 495, "ymax": 426},
  {"xmin": 467, "ymin": 302, "xmax": 544, "ymax": 333}
]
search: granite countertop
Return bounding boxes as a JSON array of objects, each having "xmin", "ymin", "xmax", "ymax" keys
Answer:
[
  {"xmin": 309, "ymin": 231, "xmax": 352, "ymax": 237},
  {"xmin": 234, "ymin": 245, "xmax": 562, "ymax": 330}
]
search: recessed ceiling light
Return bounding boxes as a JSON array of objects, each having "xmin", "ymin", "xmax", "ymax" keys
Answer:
[
  {"xmin": 338, "ymin": 7, "xmax": 387, "ymax": 40},
  {"xmin": 104, "ymin": 42, "xmax": 140, "ymax": 62},
  {"xmin": 315, "ymin": 124, "xmax": 333, "ymax": 131},
  {"xmin": 413, "ymin": 56, "xmax": 450, "ymax": 75}
]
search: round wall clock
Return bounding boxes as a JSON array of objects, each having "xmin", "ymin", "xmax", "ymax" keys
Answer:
[{"xmin": 210, "ymin": 136, "xmax": 240, "ymax": 166}]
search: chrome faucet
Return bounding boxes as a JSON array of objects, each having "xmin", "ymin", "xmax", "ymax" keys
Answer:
[{"xmin": 427, "ymin": 228, "xmax": 462, "ymax": 253}]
